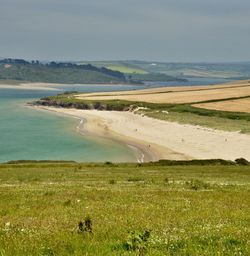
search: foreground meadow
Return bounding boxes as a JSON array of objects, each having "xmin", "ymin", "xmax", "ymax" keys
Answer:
[{"xmin": 0, "ymin": 161, "xmax": 249, "ymax": 255}]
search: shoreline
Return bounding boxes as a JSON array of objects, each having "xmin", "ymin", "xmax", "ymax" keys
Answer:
[
  {"xmin": 77, "ymin": 117, "xmax": 156, "ymax": 163},
  {"xmin": 0, "ymin": 82, "xmax": 144, "ymax": 91},
  {"xmin": 31, "ymin": 105, "xmax": 191, "ymax": 162},
  {"xmin": 0, "ymin": 78, "xmax": 241, "ymax": 92},
  {"xmin": 31, "ymin": 105, "xmax": 157, "ymax": 163},
  {"xmin": 0, "ymin": 83, "xmax": 60, "ymax": 91},
  {"xmin": 31, "ymin": 105, "xmax": 250, "ymax": 162}
]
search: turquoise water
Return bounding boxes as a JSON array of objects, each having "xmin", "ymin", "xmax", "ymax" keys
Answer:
[
  {"xmin": 0, "ymin": 88, "xmax": 138, "ymax": 163},
  {"xmin": 0, "ymin": 78, "xmax": 232, "ymax": 163}
]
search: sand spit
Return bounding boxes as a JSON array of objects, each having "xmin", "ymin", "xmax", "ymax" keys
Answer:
[
  {"xmin": 33, "ymin": 106, "xmax": 250, "ymax": 162},
  {"xmin": 0, "ymin": 82, "xmax": 142, "ymax": 91},
  {"xmin": 0, "ymin": 83, "xmax": 61, "ymax": 91}
]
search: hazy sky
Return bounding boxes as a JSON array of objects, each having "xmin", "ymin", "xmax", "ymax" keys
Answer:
[{"xmin": 0, "ymin": 0, "xmax": 250, "ymax": 62}]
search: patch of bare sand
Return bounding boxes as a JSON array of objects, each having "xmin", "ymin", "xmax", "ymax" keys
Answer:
[
  {"xmin": 0, "ymin": 82, "xmax": 144, "ymax": 91},
  {"xmin": 33, "ymin": 106, "xmax": 250, "ymax": 162}
]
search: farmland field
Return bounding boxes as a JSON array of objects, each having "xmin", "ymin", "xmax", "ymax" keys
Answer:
[
  {"xmin": 193, "ymin": 97, "xmax": 250, "ymax": 113},
  {"xmin": 77, "ymin": 80, "xmax": 250, "ymax": 104}
]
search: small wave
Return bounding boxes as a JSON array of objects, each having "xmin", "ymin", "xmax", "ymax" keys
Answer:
[{"xmin": 127, "ymin": 144, "xmax": 145, "ymax": 163}]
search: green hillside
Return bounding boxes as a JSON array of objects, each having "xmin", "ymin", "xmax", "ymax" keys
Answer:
[
  {"xmin": 0, "ymin": 59, "xmax": 127, "ymax": 84},
  {"xmin": 119, "ymin": 61, "xmax": 250, "ymax": 79},
  {"xmin": 81, "ymin": 60, "xmax": 250, "ymax": 79},
  {"xmin": 77, "ymin": 61, "xmax": 148, "ymax": 74}
]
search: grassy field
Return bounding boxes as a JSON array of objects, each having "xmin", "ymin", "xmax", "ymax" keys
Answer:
[
  {"xmin": 76, "ymin": 61, "xmax": 183, "ymax": 81},
  {"xmin": 0, "ymin": 161, "xmax": 250, "ymax": 255},
  {"xmin": 140, "ymin": 103, "xmax": 250, "ymax": 134},
  {"xmin": 144, "ymin": 110, "xmax": 250, "ymax": 134},
  {"xmin": 111, "ymin": 61, "xmax": 250, "ymax": 79},
  {"xmin": 78, "ymin": 60, "xmax": 250, "ymax": 79},
  {"xmin": 106, "ymin": 65, "xmax": 148, "ymax": 74},
  {"xmin": 77, "ymin": 61, "xmax": 148, "ymax": 74}
]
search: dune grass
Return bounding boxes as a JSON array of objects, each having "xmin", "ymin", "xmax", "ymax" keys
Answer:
[
  {"xmin": 140, "ymin": 103, "xmax": 250, "ymax": 134},
  {"xmin": 144, "ymin": 109, "xmax": 250, "ymax": 134},
  {"xmin": 0, "ymin": 162, "xmax": 249, "ymax": 255}
]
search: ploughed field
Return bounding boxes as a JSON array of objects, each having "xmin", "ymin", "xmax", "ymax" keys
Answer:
[
  {"xmin": 76, "ymin": 80, "xmax": 250, "ymax": 105},
  {"xmin": 0, "ymin": 161, "xmax": 249, "ymax": 255}
]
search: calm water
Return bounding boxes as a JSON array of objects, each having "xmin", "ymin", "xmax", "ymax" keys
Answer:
[
  {"xmin": 0, "ymin": 87, "xmax": 139, "ymax": 163},
  {"xmin": 0, "ymin": 78, "xmax": 231, "ymax": 163}
]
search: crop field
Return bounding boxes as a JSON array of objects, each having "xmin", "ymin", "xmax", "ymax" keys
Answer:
[
  {"xmin": 193, "ymin": 97, "xmax": 250, "ymax": 114},
  {"xmin": 76, "ymin": 80, "xmax": 250, "ymax": 104},
  {"xmin": 180, "ymin": 69, "xmax": 240, "ymax": 79},
  {"xmin": 0, "ymin": 161, "xmax": 250, "ymax": 255}
]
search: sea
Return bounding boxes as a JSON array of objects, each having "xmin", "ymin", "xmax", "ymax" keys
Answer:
[{"xmin": 0, "ymin": 78, "xmax": 231, "ymax": 163}]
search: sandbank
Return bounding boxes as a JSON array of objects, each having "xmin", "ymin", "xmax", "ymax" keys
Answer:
[
  {"xmin": 0, "ymin": 82, "xmax": 142, "ymax": 91},
  {"xmin": 33, "ymin": 106, "xmax": 250, "ymax": 162},
  {"xmin": 0, "ymin": 83, "xmax": 61, "ymax": 91}
]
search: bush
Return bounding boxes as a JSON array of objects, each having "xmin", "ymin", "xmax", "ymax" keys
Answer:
[
  {"xmin": 186, "ymin": 179, "xmax": 210, "ymax": 190},
  {"xmin": 109, "ymin": 179, "xmax": 116, "ymax": 184},
  {"xmin": 127, "ymin": 177, "xmax": 143, "ymax": 182},
  {"xmin": 78, "ymin": 215, "xmax": 93, "ymax": 233},
  {"xmin": 63, "ymin": 199, "xmax": 71, "ymax": 206},
  {"xmin": 235, "ymin": 158, "xmax": 250, "ymax": 166},
  {"xmin": 123, "ymin": 230, "xmax": 151, "ymax": 254}
]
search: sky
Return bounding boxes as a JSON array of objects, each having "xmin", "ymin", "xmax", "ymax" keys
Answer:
[{"xmin": 0, "ymin": 0, "xmax": 250, "ymax": 62}]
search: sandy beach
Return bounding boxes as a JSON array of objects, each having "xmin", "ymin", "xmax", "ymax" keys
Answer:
[
  {"xmin": 0, "ymin": 82, "xmax": 140, "ymax": 91},
  {"xmin": 0, "ymin": 83, "xmax": 61, "ymax": 91},
  {"xmin": 33, "ymin": 106, "xmax": 250, "ymax": 162}
]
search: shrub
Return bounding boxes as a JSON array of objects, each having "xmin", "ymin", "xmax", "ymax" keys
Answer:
[
  {"xmin": 186, "ymin": 179, "xmax": 210, "ymax": 190},
  {"xmin": 78, "ymin": 216, "xmax": 93, "ymax": 234},
  {"xmin": 123, "ymin": 230, "xmax": 151, "ymax": 254},
  {"xmin": 235, "ymin": 158, "xmax": 250, "ymax": 165},
  {"xmin": 63, "ymin": 199, "xmax": 71, "ymax": 206},
  {"xmin": 105, "ymin": 161, "xmax": 113, "ymax": 165},
  {"xmin": 164, "ymin": 177, "xmax": 169, "ymax": 184},
  {"xmin": 109, "ymin": 179, "xmax": 116, "ymax": 184},
  {"xmin": 128, "ymin": 177, "xmax": 143, "ymax": 182}
]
